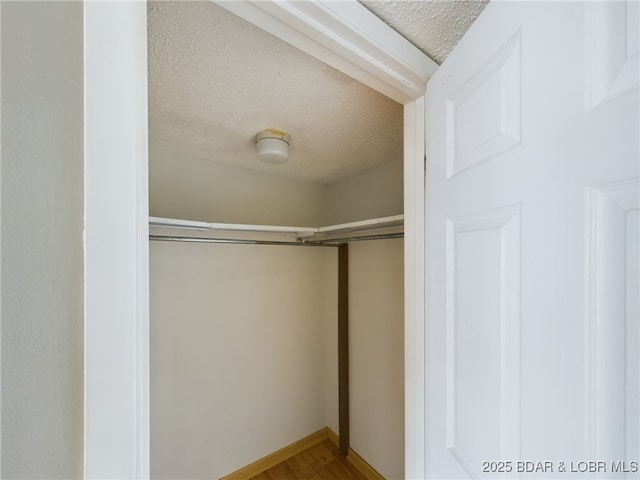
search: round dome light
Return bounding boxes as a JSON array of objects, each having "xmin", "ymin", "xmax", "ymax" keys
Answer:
[{"xmin": 255, "ymin": 129, "xmax": 291, "ymax": 165}]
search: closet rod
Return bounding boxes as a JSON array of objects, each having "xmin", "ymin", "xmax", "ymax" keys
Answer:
[
  {"xmin": 310, "ymin": 232, "xmax": 404, "ymax": 244},
  {"xmin": 149, "ymin": 235, "xmax": 334, "ymax": 247},
  {"xmin": 149, "ymin": 232, "xmax": 403, "ymax": 246}
]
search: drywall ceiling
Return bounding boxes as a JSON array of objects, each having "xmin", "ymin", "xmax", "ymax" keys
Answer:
[
  {"xmin": 360, "ymin": 1, "xmax": 489, "ymax": 64},
  {"xmin": 148, "ymin": 1, "xmax": 486, "ymax": 185}
]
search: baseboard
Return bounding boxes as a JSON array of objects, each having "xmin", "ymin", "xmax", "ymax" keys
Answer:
[
  {"xmin": 327, "ymin": 428, "xmax": 340, "ymax": 447},
  {"xmin": 326, "ymin": 429, "xmax": 385, "ymax": 480},
  {"xmin": 346, "ymin": 449, "xmax": 386, "ymax": 480},
  {"xmin": 219, "ymin": 427, "xmax": 330, "ymax": 479},
  {"xmin": 220, "ymin": 426, "xmax": 385, "ymax": 480}
]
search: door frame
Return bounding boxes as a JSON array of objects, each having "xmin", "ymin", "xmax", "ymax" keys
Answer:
[{"xmin": 84, "ymin": 1, "xmax": 436, "ymax": 477}]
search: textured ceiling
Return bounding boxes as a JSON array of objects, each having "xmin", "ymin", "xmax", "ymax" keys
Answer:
[
  {"xmin": 148, "ymin": 1, "xmax": 403, "ymax": 185},
  {"xmin": 360, "ymin": 0, "xmax": 489, "ymax": 64},
  {"xmin": 148, "ymin": 0, "xmax": 487, "ymax": 185}
]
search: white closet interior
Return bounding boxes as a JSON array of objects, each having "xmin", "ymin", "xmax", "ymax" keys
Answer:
[{"xmin": 147, "ymin": 2, "xmax": 405, "ymax": 479}]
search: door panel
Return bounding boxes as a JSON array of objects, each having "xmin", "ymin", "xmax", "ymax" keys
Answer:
[
  {"xmin": 426, "ymin": 2, "xmax": 639, "ymax": 478},
  {"xmin": 587, "ymin": 179, "xmax": 640, "ymax": 478},
  {"xmin": 446, "ymin": 31, "xmax": 521, "ymax": 179},
  {"xmin": 585, "ymin": 1, "xmax": 639, "ymax": 110},
  {"xmin": 445, "ymin": 206, "xmax": 521, "ymax": 478}
]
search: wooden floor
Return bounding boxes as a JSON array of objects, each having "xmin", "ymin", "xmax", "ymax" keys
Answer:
[{"xmin": 247, "ymin": 439, "xmax": 369, "ymax": 480}]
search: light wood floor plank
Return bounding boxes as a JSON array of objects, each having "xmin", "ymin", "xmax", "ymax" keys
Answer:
[
  {"xmin": 222, "ymin": 428, "xmax": 385, "ymax": 480},
  {"xmin": 265, "ymin": 462, "xmax": 298, "ymax": 480},
  {"xmin": 306, "ymin": 441, "xmax": 334, "ymax": 467},
  {"xmin": 247, "ymin": 439, "xmax": 377, "ymax": 480},
  {"xmin": 286, "ymin": 455, "xmax": 321, "ymax": 479}
]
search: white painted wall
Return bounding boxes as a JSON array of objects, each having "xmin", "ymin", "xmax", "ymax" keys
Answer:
[
  {"xmin": 326, "ymin": 160, "xmax": 403, "ymax": 225},
  {"xmin": 150, "ymin": 145, "xmax": 328, "ymax": 227},
  {"xmin": 1, "ymin": 2, "xmax": 84, "ymax": 477},
  {"xmin": 150, "ymin": 242, "xmax": 338, "ymax": 479},
  {"xmin": 349, "ymin": 239, "xmax": 404, "ymax": 480}
]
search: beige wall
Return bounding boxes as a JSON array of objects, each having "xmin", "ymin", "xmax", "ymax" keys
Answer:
[
  {"xmin": 150, "ymin": 145, "xmax": 328, "ymax": 227},
  {"xmin": 331, "ymin": 165, "xmax": 405, "ymax": 480},
  {"xmin": 150, "ymin": 242, "xmax": 338, "ymax": 479},
  {"xmin": 326, "ymin": 159, "xmax": 403, "ymax": 225},
  {"xmin": 349, "ymin": 239, "xmax": 404, "ymax": 479},
  {"xmin": 150, "ymin": 145, "xmax": 403, "ymax": 228},
  {"xmin": 1, "ymin": 2, "xmax": 84, "ymax": 478},
  {"xmin": 324, "ymin": 251, "xmax": 340, "ymax": 436},
  {"xmin": 149, "ymin": 238, "xmax": 405, "ymax": 479}
]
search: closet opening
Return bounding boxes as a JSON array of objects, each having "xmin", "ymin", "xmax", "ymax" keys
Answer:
[{"xmin": 147, "ymin": 2, "xmax": 407, "ymax": 479}]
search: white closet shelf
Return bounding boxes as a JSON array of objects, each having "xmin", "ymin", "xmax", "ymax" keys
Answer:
[
  {"xmin": 149, "ymin": 216, "xmax": 318, "ymax": 236},
  {"xmin": 318, "ymin": 214, "xmax": 403, "ymax": 234},
  {"xmin": 149, "ymin": 214, "xmax": 404, "ymax": 240}
]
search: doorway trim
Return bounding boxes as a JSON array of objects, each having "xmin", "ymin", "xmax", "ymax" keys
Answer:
[
  {"xmin": 216, "ymin": 1, "xmax": 437, "ymax": 104},
  {"xmin": 403, "ymin": 96, "xmax": 427, "ymax": 479},
  {"xmin": 84, "ymin": 1, "xmax": 432, "ymax": 477},
  {"xmin": 84, "ymin": 2, "xmax": 149, "ymax": 478}
]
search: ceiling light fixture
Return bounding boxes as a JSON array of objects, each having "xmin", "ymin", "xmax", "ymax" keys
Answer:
[{"xmin": 255, "ymin": 129, "xmax": 291, "ymax": 165}]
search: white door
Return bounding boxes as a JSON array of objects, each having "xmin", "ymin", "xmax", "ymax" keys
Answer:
[{"xmin": 426, "ymin": 2, "xmax": 639, "ymax": 478}]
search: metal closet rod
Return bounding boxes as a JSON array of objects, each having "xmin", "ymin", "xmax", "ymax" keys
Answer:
[{"xmin": 149, "ymin": 232, "xmax": 403, "ymax": 247}]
